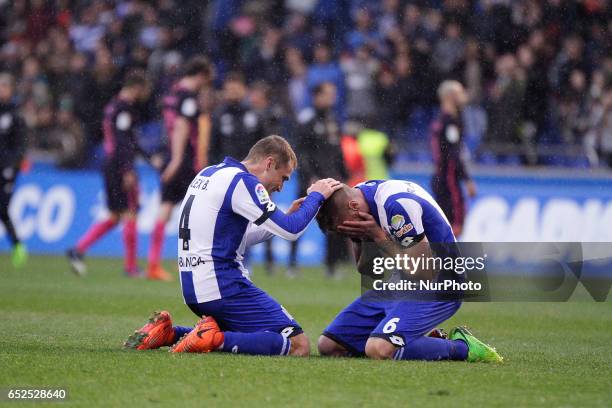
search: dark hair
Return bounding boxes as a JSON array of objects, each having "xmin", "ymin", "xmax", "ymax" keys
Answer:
[
  {"xmin": 244, "ymin": 135, "xmax": 298, "ymax": 170},
  {"xmin": 251, "ymin": 80, "xmax": 271, "ymax": 99},
  {"xmin": 316, "ymin": 185, "xmax": 351, "ymax": 232},
  {"xmin": 183, "ymin": 56, "xmax": 212, "ymax": 78},
  {"xmin": 123, "ymin": 70, "xmax": 148, "ymax": 88},
  {"xmin": 224, "ymin": 71, "xmax": 246, "ymax": 85},
  {"xmin": 316, "ymin": 199, "xmax": 334, "ymax": 232},
  {"xmin": 312, "ymin": 81, "xmax": 334, "ymax": 97}
]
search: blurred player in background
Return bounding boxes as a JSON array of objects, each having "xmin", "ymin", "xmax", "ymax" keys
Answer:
[
  {"xmin": 316, "ymin": 181, "xmax": 502, "ymax": 363},
  {"xmin": 146, "ymin": 56, "xmax": 212, "ymax": 281},
  {"xmin": 249, "ymin": 80, "xmax": 286, "ymax": 274},
  {"xmin": 67, "ymin": 71, "xmax": 150, "ymax": 277},
  {"xmin": 209, "ymin": 72, "xmax": 266, "ymax": 164},
  {"xmin": 292, "ymin": 82, "xmax": 348, "ymax": 278},
  {"xmin": 430, "ymin": 80, "xmax": 477, "ymax": 237},
  {"xmin": 125, "ymin": 136, "xmax": 341, "ymax": 357},
  {"xmin": 0, "ymin": 73, "xmax": 27, "ymax": 268}
]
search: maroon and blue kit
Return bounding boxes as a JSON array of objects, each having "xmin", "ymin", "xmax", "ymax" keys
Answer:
[
  {"xmin": 430, "ymin": 113, "xmax": 470, "ymax": 230},
  {"xmin": 160, "ymin": 85, "xmax": 200, "ymax": 204},
  {"xmin": 102, "ymin": 97, "xmax": 140, "ymax": 212}
]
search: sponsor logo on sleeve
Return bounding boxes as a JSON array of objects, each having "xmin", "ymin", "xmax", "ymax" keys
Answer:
[
  {"xmin": 394, "ymin": 223, "xmax": 414, "ymax": 238},
  {"xmin": 390, "ymin": 214, "xmax": 405, "ymax": 230},
  {"xmin": 255, "ymin": 183, "xmax": 270, "ymax": 204}
]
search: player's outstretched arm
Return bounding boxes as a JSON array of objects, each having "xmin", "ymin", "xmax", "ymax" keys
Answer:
[
  {"xmin": 242, "ymin": 197, "xmax": 308, "ymax": 247},
  {"xmin": 232, "ymin": 176, "xmax": 341, "ymax": 241}
]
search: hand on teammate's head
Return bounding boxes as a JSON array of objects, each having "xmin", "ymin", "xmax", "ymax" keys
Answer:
[{"xmin": 307, "ymin": 178, "xmax": 342, "ymax": 199}]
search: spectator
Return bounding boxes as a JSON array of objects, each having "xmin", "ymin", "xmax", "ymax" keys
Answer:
[
  {"xmin": 432, "ymin": 21, "xmax": 465, "ymax": 78},
  {"xmin": 485, "ymin": 54, "xmax": 526, "ymax": 157},
  {"xmin": 248, "ymin": 79, "xmax": 287, "ymax": 275},
  {"xmin": 306, "ymin": 42, "xmax": 345, "ymax": 120},
  {"xmin": 378, "ymin": 0, "xmax": 400, "ymax": 39},
  {"xmin": 249, "ymin": 80, "xmax": 285, "ymax": 137},
  {"xmin": 284, "ymin": 47, "xmax": 309, "ymax": 117},
  {"xmin": 69, "ymin": 5, "xmax": 106, "ymax": 54},
  {"xmin": 340, "ymin": 45, "xmax": 379, "ymax": 123},
  {"xmin": 595, "ymin": 88, "xmax": 612, "ymax": 167},
  {"xmin": 345, "ymin": 7, "xmax": 380, "ymax": 52},
  {"xmin": 245, "ymin": 25, "xmax": 285, "ymax": 87},
  {"xmin": 292, "ymin": 82, "xmax": 347, "ymax": 278},
  {"xmin": 209, "ymin": 72, "xmax": 266, "ymax": 163},
  {"xmin": 0, "ymin": 0, "xmax": 610, "ymax": 169}
]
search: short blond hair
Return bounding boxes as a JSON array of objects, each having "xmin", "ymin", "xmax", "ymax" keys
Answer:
[{"xmin": 244, "ymin": 135, "xmax": 298, "ymax": 169}]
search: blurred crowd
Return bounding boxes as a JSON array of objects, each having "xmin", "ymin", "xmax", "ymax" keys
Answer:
[{"xmin": 0, "ymin": 0, "xmax": 611, "ymax": 168}]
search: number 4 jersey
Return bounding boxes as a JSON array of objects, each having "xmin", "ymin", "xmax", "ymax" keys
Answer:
[{"xmin": 177, "ymin": 156, "xmax": 325, "ymax": 304}]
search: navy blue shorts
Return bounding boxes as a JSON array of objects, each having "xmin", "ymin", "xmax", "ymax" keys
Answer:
[
  {"xmin": 323, "ymin": 293, "xmax": 461, "ymax": 355},
  {"xmin": 103, "ymin": 167, "xmax": 138, "ymax": 213},
  {"xmin": 161, "ymin": 167, "xmax": 195, "ymax": 204},
  {"xmin": 187, "ymin": 283, "xmax": 303, "ymax": 338}
]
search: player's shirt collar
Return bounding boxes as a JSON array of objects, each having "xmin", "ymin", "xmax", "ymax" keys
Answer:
[
  {"xmin": 355, "ymin": 180, "xmax": 385, "ymax": 227},
  {"xmin": 222, "ymin": 156, "xmax": 248, "ymax": 172}
]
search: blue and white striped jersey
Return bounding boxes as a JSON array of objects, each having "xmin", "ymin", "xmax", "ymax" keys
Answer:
[
  {"xmin": 177, "ymin": 157, "xmax": 324, "ymax": 304},
  {"xmin": 355, "ymin": 180, "xmax": 456, "ymax": 245}
]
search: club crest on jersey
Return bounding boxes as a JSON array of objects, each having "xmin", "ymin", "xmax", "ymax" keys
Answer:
[
  {"xmin": 255, "ymin": 183, "xmax": 270, "ymax": 204},
  {"xmin": 390, "ymin": 214, "xmax": 405, "ymax": 230}
]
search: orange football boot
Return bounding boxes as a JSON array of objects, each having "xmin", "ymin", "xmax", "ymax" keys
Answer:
[
  {"xmin": 169, "ymin": 316, "xmax": 224, "ymax": 353},
  {"xmin": 147, "ymin": 264, "xmax": 173, "ymax": 281},
  {"xmin": 124, "ymin": 310, "xmax": 175, "ymax": 350}
]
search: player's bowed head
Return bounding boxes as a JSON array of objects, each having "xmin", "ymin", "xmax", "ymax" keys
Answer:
[
  {"xmin": 317, "ymin": 185, "xmax": 436, "ymax": 281},
  {"xmin": 241, "ymin": 135, "xmax": 341, "ymax": 199}
]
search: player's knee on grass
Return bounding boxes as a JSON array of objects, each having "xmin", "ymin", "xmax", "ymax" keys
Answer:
[
  {"xmin": 365, "ymin": 337, "xmax": 396, "ymax": 360},
  {"xmin": 317, "ymin": 335, "xmax": 350, "ymax": 357},
  {"xmin": 288, "ymin": 333, "xmax": 310, "ymax": 357}
]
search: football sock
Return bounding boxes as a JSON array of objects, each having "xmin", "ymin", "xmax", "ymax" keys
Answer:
[
  {"xmin": 393, "ymin": 337, "xmax": 468, "ymax": 361},
  {"xmin": 123, "ymin": 219, "xmax": 137, "ymax": 271},
  {"xmin": 148, "ymin": 221, "xmax": 166, "ymax": 268},
  {"xmin": 0, "ymin": 208, "xmax": 19, "ymax": 245},
  {"xmin": 221, "ymin": 331, "xmax": 291, "ymax": 356},
  {"xmin": 173, "ymin": 326, "xmax": 193, "ymax": 343},
  {"xmin": 76, "ymin": 218, "xmax": 117, "ymax": 253}
]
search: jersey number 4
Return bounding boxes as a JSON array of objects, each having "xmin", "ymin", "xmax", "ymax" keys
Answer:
[{"xmin": 179, "ymin": 194, "xmax": 195, "ymax": 250}]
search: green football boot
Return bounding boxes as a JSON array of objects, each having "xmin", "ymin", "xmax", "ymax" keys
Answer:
[
  {"xmin": 11, "ymin": 242, "xmax": 28, "ymax": 269},
  {"xmin": 449, "ymin": 326, "xmax": 503, "ymax": 363}
]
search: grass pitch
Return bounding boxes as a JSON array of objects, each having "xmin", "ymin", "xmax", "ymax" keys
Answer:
[{"xmin": 1, "ymin": 255, "xmax": 611, "ymax": 407}]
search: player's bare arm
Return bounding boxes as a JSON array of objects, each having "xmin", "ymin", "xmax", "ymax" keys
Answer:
[{"xmin": 161, "ymin": 117, "xmax": 189, "ymax": 183}]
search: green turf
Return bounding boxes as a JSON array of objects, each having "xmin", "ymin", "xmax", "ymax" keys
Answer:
[{"xmin": 1, "ymin": 255, "xmax": 611, "ymax": 407}]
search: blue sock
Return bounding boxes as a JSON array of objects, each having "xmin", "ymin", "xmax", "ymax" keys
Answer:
[
  {"xmin": 222, "ymin": 331, "xmax": 291, "ymax": 356},
  {"xmin": 173, "ymin": 326, "xmax": 192, "ymax": 344},
  {"xmin": 393, "ymin": 337, "xmax": 468, "ymax": 361}
]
